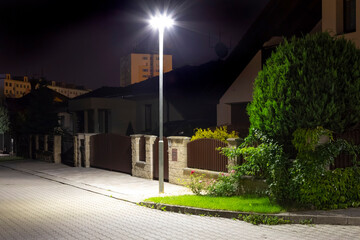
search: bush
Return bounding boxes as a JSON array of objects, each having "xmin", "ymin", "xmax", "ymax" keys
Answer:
[
  {"xmin": 191, "ymin": 126, "xmax": 238, "ymax": 143},
  {"xmin": 207, "ymin": 172, "xmax": 237, "ymax": 197},
  {"xmin": 186, "ymin": 171, "xmax": 209, "ymax": 195},
  {"xmin": 247, "ymin": 32, "xmax": 360, "ymax": 152}
]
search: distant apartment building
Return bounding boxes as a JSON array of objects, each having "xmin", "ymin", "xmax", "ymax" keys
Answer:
[
  {"xmin": 0, "ymin": 74, "xmax": 31, "ymax": 98},
  {"xmin": 120, "ymin": 53, "xmax": 173, "ymax": 87},
  {"xmin": 47, "ymin": 81, "xmax": 90, "ymax": 98},
  {"xmin": 0, "ymin": 74, "xmax": 90, "ymax": 99}
]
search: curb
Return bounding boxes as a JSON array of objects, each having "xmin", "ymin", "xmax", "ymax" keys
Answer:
[{"xmin": 139, "ymin": 202, "xmax": 360, "ymax": 226}]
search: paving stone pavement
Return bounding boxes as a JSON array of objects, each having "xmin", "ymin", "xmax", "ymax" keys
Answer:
[{"xmin": 1, "ymin": 165, "xmax": 360, "ymax": 239}]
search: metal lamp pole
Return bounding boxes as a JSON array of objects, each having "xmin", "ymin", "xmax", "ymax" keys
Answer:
[
  {"xmin": 158, "ymin": 25, "xmax": 164, "ymax": 193},
  {"xmin": 150, "ymin": 14, "xmax": 173, "ymax": 194}
]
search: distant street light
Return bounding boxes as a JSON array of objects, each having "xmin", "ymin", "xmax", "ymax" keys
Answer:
[{"xmin": 149, "ymin": 14, "xmax": 174, "ymax": 193}]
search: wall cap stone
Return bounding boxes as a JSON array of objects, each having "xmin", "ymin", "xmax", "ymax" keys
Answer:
[
  {"xmin": 144, "ymin": 135, "xmax": 157, "ymax": 138},
  {"xmin": 131, "ymin": 134, "xmax": 144, "ymax": 137},
  {"xmin": 167, "ymin": 136, "xmax": 191, "ymax": 140}
]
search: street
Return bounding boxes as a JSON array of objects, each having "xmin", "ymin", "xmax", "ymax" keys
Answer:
[{"xmin": 1, "ymin": 166, "xmax": 360, "ymax": 240}]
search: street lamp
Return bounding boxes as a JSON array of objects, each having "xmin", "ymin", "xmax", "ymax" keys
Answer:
[{"xmin": 150, "ymin": 14, "xmax": 174, "ymax": 193}]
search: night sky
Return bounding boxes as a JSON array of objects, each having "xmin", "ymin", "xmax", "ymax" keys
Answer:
[{"xmin": 0, "ymin": 0, "xmax": 268, "ymax": 89}]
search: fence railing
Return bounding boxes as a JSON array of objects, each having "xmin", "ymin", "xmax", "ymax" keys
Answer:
[{"xmin": 187, "ymin": 138, "xmax": 228, "ymax": 172}]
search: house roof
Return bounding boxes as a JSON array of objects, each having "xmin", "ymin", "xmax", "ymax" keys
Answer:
[
  {"xmin": 74, "ymin": 0, "xmax": 321, "ymax": 103},
  {"xmin": 6, "ymin": 87, "xmax": 69, "ymax": 112}
]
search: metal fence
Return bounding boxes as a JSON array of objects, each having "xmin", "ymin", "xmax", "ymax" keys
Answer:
[
  {"xmin": 90, "ymin": 134, "xmax": 132, "ymax": 174},
  {"xmin": 187, "ymin": 138, "xmax": 228, "ymax": 172}
]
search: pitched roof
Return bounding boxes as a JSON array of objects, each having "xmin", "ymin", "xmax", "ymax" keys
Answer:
[{"xmin": 74, "ymin": 0, "xmax": 321, "ymax": 103}]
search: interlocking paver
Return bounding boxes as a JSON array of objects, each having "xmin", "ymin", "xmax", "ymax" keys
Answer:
[{"xmin": 1, "ymin": 165, "xmax": 360, "ymax": 240}]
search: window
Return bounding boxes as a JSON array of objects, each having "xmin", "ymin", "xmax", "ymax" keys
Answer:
[
  {"xmin": 145, "ymin": 104, "xmax": 152, "ymax": 131},
  {"xmin": 9, "ymin": 83, "xmax": 12, "ymax": 87},
  {"xmin": 142, "ymin": 75, "xmax": 148, "ymax": 78},
  {"xmin": 16, "ymin": 84, "xmax": 18, "ymax": 87},
  {"xmin": 142, "ymin": 56, "xmax": 148, "ymax": 60},
  {"xmin": 344, "ymin": 0, "xmax": 356, "ymax": 33},
  {"xmin": 143, "ymin": 69, "xmax": 148, "ymax": 72},
  {"xmin": 5, "ymin": 90, "xmax": 8, "ymax": 93},
  {"xmin": 5, "ymin": 82, "xmax": 8, "ymax": 87}
]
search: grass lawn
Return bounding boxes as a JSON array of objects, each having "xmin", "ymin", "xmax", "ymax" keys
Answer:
[
  {"xmin": 0, "ymin": 156, "xmax": 24, "ymax": 162},
  {"xmin": 144, "ymin": 195, "xmax": 285, "ymax": 213}
]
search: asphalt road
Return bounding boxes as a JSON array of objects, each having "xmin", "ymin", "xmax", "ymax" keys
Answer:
[{"xmin": 1, "ymin": 166, "xmax": 360, "ymax": 240}]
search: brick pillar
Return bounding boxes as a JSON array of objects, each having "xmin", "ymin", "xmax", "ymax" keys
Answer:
[
  {"xmin": 53, "ymin": 135, "xmax": 61, "ymax": 164},
  {"xmin": 131, "ymin": 134, "xmax": 156, "ymax": 179},
  {"xmin": 44, "ymin": 135, "xmax": 48, "ymax": 151},
  {"xmin": 74, "ymin": 135, "xmax": 79, "ymax": 167},
  {"xmin": 84, "ymin": 133, "xmax": 97, "ymax": 168},
  {"xmin": 35, "ymin": 135, "xmax": 39, "ymax": 151},
  {"xmin": 167, "ymin": 136, "xmax": 191, "ymax": 184}
]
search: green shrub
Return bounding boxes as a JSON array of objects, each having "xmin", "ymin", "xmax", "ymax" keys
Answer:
[
  {"xmin": 247, "ymin": 32, "xmax": 360, "ymax": 152},
  {"xmin": 296, "ymin": 167, "xmax": 360, "ymax": 209},
  {"xmin": 191, "ymin": 126, "xmax": 238, "ymax": 143},
  {"xmin": 220, "ymin": 130, "xmax": 292, "ymax": 203},
  {"xmin": 207, "ymin": 172, "xmax": 237, "ymax": 197}
]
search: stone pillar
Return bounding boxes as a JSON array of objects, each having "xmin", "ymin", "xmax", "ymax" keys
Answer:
[
  {"xmin": 167, "ymin": 136, "xmax": 191, "ymax": 184},
  {"xmin": 53, "ymin": 135, "xmax": 61, "ymax": 164},
  {"xmin": 74, "ymin": 135, "xmax": 79, "ymax": 167},
  {"xmin": 227, "ymin": 138, "xmax": 238, "ymax": 171},
  {"xmin": 75, "ymin": 134, "xmax": 85, "ymax": 167},
  {"xmin": 35, "ymin": 135, "xmax": 39, "ymax": 151},
  {"xmin": 131, "ymin": 134, "xmax": 142, "ymax": 166},
  {"xmin": 84, "ymin": 133, "xmax": 97, "ymax": 168},
  {"xmin": 44, "ymin": 135, "xmax": 48, "ymax": 151},
  {"xmin": 131, "ymin": 134, "xmax": 156, "ymax": 179}
]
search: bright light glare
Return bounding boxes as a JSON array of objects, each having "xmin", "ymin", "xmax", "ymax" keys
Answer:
[{"xmin": 150, "ymin": 14, "xmax": 174, "ymax": 29}]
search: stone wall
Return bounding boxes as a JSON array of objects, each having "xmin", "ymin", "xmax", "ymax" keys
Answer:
[{"xmin": 130, "ymin": 135, "xmax": 240, "ymax": 186}]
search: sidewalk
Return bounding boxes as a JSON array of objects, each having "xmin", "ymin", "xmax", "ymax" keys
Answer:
[
  {"xmin": 0, "ymin": 159, "xmax": 191, "ymax": 203},
  {"xmin": 1, "ymin": 159, "xmax": 360, "ymax": 225}
]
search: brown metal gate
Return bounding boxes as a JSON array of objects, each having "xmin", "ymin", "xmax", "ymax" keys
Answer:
[
  {"xmin": 153, "ymin": 137, "xmax": 169, "ymax": 181},
  {"xmin": 90, "ymin": 134, "xmax": 132, "ymax": 174},
  {"xmin": 187, "ymin": 139, "xmax": 228, "ymax": 172}
]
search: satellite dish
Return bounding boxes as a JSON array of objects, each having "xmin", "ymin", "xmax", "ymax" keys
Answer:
[{"xmin": 215, "ymin": 41, "xmax": 228, "ymax": 59}]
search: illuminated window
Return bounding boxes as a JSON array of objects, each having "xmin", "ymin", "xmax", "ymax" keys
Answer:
[{"xmin": 344, "ymin": 0, "xmax": 356, "ymax": 33}]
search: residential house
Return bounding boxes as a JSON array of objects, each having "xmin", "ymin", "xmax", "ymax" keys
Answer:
[
  {"xmin": 69, "ymin": 60, "xmax": 236, "ymax": 136},
  {"xmin": 218, "ymin": 0, "xmax": 359, "ymax": 131},
  {"xmin": 216, "ymin": 0, "xmax": 343, "ymax": 132}
]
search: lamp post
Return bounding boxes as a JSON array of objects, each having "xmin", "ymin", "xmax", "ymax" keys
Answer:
[{"xmin": 150, "ymin": 14, "xmax": 174, "ymax": 193}]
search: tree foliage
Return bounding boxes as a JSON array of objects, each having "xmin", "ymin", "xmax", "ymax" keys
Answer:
[{"xmin": 247, "ymin": 32, "xmax": 360, "ymax": 151}]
